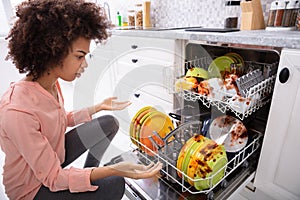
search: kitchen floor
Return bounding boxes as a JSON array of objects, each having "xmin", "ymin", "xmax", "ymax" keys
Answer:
[{"xmin": 0, "ymin": 80, "xmax": 131, "ymax": 200}]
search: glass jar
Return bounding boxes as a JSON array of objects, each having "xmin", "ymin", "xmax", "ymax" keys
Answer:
[
  {"xmin": 291, "ymin": 1, "xmax": 300, "ymax": 27},
  {"xmin": 128, "ymin": 10, "xmax": 135, "ymax": 28},
  {"xmin": 282, "ymin": 1, "xmax": 298, "ymax": 27},
  {"xmin": 297, "ymin": 8, "xmax": 300, "ymax": 30},
  {"xmin": 224, "ymin": 0, "xmax": 241, "ymax": 28},
  {"xmin": 267, "ymin": 1, "xmax": 277, "ymax": 27},
  {"xmin": 274, "ymin": 1, "xmax": 286, "ymax": 26},
  {"xmin": 134, "ymin": 4, "xmax": 143, "ymax": 29}
]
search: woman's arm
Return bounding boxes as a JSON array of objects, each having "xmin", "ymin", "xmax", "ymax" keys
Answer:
[
  {"xmin": 87, "ymin": 97, "xmax": 131, "ymax": 116},
  {"xmin": 2, "ymin": 110, "xmax": 98, "ymax": 192},
  {"xmin": 90, "ymin": 162, "xmax": 163, "ymax": 181}
]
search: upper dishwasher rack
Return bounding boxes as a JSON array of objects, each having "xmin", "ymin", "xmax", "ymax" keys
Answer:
[{"xmin": 175, "ymin": 58, "xmax": 278, "ymax": 120}]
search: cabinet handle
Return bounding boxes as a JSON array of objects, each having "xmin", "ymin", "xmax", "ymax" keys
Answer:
[
  {"xmin": 131, "ymin": 45, "xmax": 138, "ymax": 49},
  {"xmin": 131, "ymin": 59, "xmax": 138, "ymax": 63},
  {"xmin": 134, "ymin": 93, "xmax": 140, "ymax": 98}
]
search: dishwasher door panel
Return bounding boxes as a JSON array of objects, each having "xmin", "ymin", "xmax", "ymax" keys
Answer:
[{"xmin": 254, "ymin": 48, "xmax": 300, "ymax": 200}]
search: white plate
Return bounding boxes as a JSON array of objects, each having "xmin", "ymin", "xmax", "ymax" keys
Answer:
[{"xmin": 209, "ymin": 115, "xmax": 248, "ymax": 152}]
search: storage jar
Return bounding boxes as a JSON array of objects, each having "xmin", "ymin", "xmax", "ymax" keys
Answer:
[
  {"xmin": 274, "ymin": 1, "xmax": 286, "ymax": 26},
  {"xmin": 128, "ymin": 10, "xmax": 135, "ymax": 28},
  {"xmin": 135, "ymin": 4, "xmax": 143, "ymax": 29}
]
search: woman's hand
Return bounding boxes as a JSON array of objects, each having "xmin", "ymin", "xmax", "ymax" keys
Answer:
[
  {"xmin": 90, "ymin": 162, "xmax": 163, "ymax": 181},
  {"xmin": 108, "ymin": 162, "xmax": 163, "ymax": 179},
  {"xmin": 88, "ymin": 97, "xmax": 131, "ymax": 116},
  {"xmin": 99, "ymin": 97, "xmax": 131, "ymax": 111}
]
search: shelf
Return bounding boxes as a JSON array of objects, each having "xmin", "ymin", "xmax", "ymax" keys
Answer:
[
  {"xmin": 131, "ymin": 121, "xmax": 263, "ymax": 195},
  {"xmin": 180, "ymin": 75, "xmax": 275, "ymax": 120}
]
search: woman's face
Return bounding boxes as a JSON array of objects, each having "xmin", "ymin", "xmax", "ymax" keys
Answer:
[{"xmin": 54, "ymin": 37, "xmax": 91, "ymax": 81}]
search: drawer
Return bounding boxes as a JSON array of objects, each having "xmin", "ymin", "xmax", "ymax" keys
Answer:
[
  {"xmin": 111, "ymin": 82, "xmax": 173, "ymax": 125},
  {"xmin": 114, "ymin": 52, "xmax": 174, "ymax": 82},
  {"xmin": 109, "ymin": 35, "xmax": 175, "ymax": 56}
]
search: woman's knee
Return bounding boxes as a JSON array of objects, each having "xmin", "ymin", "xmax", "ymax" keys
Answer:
[{"xmin": 96, "ymin": 115, "xmax": 119, "ymax": 135}]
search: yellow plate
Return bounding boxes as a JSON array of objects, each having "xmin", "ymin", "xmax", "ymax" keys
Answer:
[
  {"xmin": 135, "ymin": 110, "xmax": 156, "ymax": 150},
  {"xmin": 176, "ymin": 136, "xmax": 196, "ymax": 178},
  {"xmin": 129, "ymin": 106, "xmax": 155, "ymax": 146},
  {"xmin": 140, "ymin": 111, "xmax": 174, "ymax": 156}
]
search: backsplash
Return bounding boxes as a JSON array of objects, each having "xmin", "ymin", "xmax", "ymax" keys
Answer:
[{"xmin": 99, "ymin": 0, "xmax": 272, "ymax": 28}]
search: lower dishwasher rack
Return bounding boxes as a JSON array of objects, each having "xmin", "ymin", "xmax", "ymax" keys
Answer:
[{"xmin": 131, "ymin": 121, "xmax": 262, "ymax": 196}]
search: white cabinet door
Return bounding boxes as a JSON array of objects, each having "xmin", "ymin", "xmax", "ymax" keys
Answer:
[
  {"xmin": 73, "ymin": 41, "xmax": 115, "ymax": 110},
  {"xmin": 254, "ymin": 49, "xmax": 300, "ymax": 200},
  {"xmin": 74, "ymin": 36, "xmax": 176, "ymax": 111},
  {"xmin": 108, "ymin": 82, "xmax": 173, "ymax": 134},
  {"xmin": 113, "ymin": 49, "xmax": 174, "ymax": 103}
]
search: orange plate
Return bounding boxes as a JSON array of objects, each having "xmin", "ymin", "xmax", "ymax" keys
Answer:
[
  {"xmin": 135, "ymin": 110, "xmax": 156, "ymax": 150},
  {"xmin": 140, "ymin": 111, "xmax": 174, "ymax": 156}
]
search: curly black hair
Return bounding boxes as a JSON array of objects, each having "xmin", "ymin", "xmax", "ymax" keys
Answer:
[{"xmin": 6, "ymin": 0, "xmax": 112, "ymax": 80}]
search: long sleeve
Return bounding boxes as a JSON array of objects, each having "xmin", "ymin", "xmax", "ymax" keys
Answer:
[
  {"xmin": 0, "ymin": 109, "xmax": 98, "ymax": 194},
  {"xmin": 0, "ymin": 81, "xmax": 99, "ymax": 200},
  {"xmin": 66, "ymin": 108, "xmax": 92, "ymax": 127}
]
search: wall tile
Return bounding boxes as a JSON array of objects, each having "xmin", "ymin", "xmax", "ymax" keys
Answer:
[{"xmin": 100, "ymin": 0, "xmax": 273, "ymax": 28}]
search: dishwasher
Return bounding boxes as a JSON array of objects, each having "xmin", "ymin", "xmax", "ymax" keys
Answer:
[{"xmin": 104, "ymin": 41, "xmax": 283, "ymax": 200}]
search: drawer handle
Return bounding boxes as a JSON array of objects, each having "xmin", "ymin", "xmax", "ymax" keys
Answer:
[
  {"xmin": 131, "ymin": 45, "xmax": 138, "ymax": 49},
  {"xmin": 134, "ymin": 93, "xmax": 140, "ymax": 98},
  {"xmin": 131, "ymin": 59, "xmax": 138, "ymax": 63}
]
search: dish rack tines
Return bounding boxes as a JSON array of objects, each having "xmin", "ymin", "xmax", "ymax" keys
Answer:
[
  {"xmin": 131, "ymin": 121, "xmax": 263, "ymax": 195},
  {"xmin": 185, "ymin": 57, "xmax": 212, "ymax": 70},
  {"xmin": 178, "ymin": 60, "xmax": 278, "ymax": 120}
]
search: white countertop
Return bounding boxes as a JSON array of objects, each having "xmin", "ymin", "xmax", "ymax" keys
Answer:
[{"xmin": 111, "ymin": 29, "xmax": 300, "ymax": 49}]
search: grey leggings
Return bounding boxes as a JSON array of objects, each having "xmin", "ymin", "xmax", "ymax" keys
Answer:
[{"xmin": 34, "ymin": 115, "xmax": 125, "ymax": 200}]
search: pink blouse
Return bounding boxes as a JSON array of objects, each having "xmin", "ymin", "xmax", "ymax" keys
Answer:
[{"xmin": 0, "ymin": 81, "xmax": 98, "ymax": 200}]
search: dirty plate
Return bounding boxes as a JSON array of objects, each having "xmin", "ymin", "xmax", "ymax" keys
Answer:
[{"xmin": 209, "ymin": 115, "xmax": 248, "ymax": 152}]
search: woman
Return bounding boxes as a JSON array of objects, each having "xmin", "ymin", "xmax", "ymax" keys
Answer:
[{"xmin": 0, "ymin": 0, "xmax": 162, "ymax": 199}]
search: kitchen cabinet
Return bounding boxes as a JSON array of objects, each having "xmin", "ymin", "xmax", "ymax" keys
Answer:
[
  {"xmin": 73, "ymin": 35, "xmax": 177, "ymax": 144},
  {"xmin": 73, "ymin": 35, "xmax": 176, "ymax": 112}
]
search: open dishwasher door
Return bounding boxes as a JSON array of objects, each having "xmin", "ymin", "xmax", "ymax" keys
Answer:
[{"xmin": 253, "ymin": 48, "xmax": 300, "ymax": 200}]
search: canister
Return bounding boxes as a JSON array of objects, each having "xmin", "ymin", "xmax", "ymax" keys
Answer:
[
  {"xmin": 224, "ymin": 0, "xmax": 241, "ymax": 28},
  {"xmin": 282, "ymin": 0, "xmax": 298, "ymax": 27},
  {"xmin": 143, "ymin": 1, "xmax": 151, "ymax": 28},
  {"xmin": 292, "ymin": 1, "xmax": 300, "ymax": 27},
  {"xmin": 128, "ymin": 10, "xmax": 135, "ymax": 28},
  {"xmin": 135, "ymin": 4, "xmax": 143, "ymax": 29},
  {"xmin": 297, "ymin": 6, "xmax": 300, "ymax": 30},
  {"xmin": 267, "ymin": 1, "xmax": 278, "ymax": 27},
  {"xmin": 274, "ymin": 1, "xmax": 286, "ymax": 26}
]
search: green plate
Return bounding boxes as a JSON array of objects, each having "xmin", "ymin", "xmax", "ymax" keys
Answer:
[
  {"xmin": 208, "ymin": 56, "xmax": 235, "ymax": 78},
  {"xmin": 186, "ymin": 139, "xmax": 216, "ymax": 186},
  {"xmin": 193, "ymin": 144, "xmax": 227, "ymax": 190},
  {"xmin": 181, "ymin": 136, "xmax": 208, "ymax": 182},
  {"xmin": 186, "ymin": 67, "xmax": 209, "ymax": 79}
]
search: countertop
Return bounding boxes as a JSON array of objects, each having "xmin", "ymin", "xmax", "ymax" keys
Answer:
[{"xmin": 111, "ymin": 29, "xmax": 300, "ymax": 49}]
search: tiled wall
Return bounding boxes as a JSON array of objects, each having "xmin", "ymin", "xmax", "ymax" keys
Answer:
[{"xmin": 103, "ymin": 0, "xmax": 273, "ymax": 28}]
